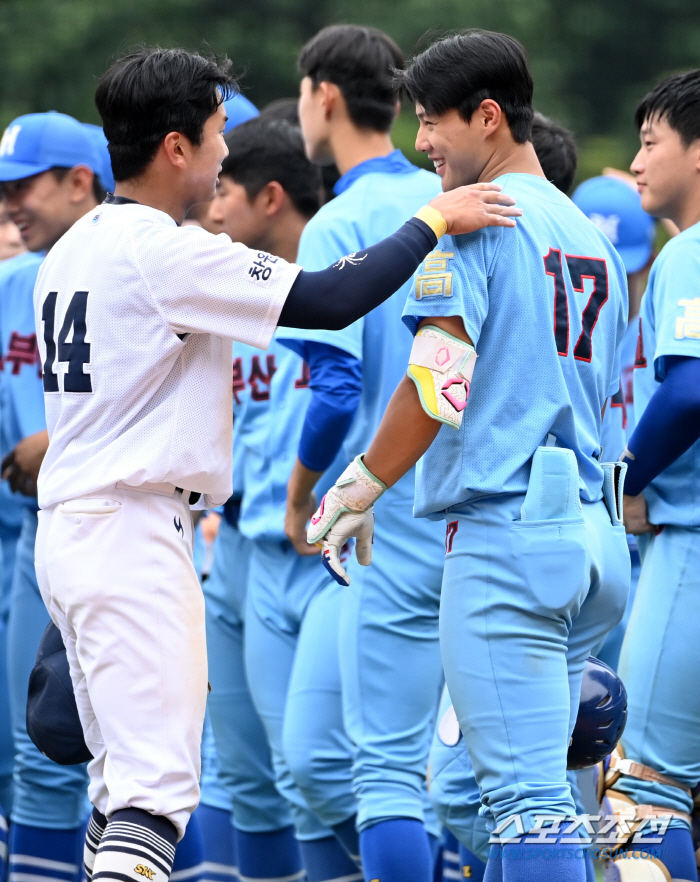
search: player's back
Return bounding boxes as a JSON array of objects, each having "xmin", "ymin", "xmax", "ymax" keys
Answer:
[{"xmin": 404, "ymin": 173, "xmax": 628, "ymax": 517}]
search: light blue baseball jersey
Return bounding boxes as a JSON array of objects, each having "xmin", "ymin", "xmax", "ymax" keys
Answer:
[
  {"xmin": 0, "ymin": 252, "xmax": 45, "ymax": 512},
  {"xmin": 633, "ymin": 220, "xmax": 700, "ymax": 527},
  {"xmin": 234, "ymin": 336, "xmax": 312, "ymax": 541},
  {"xmin": 403, "ymin": 173, "xmax": 628, "ymax": 518},
  {"xmin": 278, "ymin": 150, "xmax": 441, "ymax": 509}
]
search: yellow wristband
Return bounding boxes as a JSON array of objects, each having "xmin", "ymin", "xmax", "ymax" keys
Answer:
[{"xmin": 414, "ymin": 205, "xmax": 448, "ymax": 240}]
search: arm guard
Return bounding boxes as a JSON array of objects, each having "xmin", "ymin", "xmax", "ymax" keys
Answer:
[{"xmin": 407, "ymin": 325, "xmax": 477, "ymax": 429}]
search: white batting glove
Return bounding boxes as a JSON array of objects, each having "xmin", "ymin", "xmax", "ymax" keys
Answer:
[{"xmin": 307, "ymin": 455, "xmax": 386, "ymax": 586}]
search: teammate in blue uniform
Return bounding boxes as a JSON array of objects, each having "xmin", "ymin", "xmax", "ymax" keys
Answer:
[
  {"xmin": 278, "ymin": 25, "xmax": 446, "ymax": 882},
  {"xmin": 0, "ymin": 200, "xmax": 26, "ymax": 876},
  {"xmin": 427, "ymin": 113, "xmax": 599, "ymax": 882},
  {"xmin": 309, "ymin": 32, "xmax": 629, "ymax": 882},
  {"xmin": 0, "ymin": 111, "xmax": 103, "ymax": 875},
  {"xmin": 605, "ymin": 70, "xmax": 700, "ymax": 882}
]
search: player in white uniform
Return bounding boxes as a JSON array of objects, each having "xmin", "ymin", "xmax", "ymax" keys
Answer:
[{"xmin": 31, "ymin": 46, "xmax": 520, "ymax": 882}]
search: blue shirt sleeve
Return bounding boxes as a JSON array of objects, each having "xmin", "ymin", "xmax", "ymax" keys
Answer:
[
  {"xmin": 401, "ymin": 228, "xmax": 500, "ymax": 344},
  {"xmin": 624, "ymin": 355, "xmax": 700, "ymax": 495},
  {"xmin": 282, "ymin": 339, "xmax": 362, "ymax": 472},
  {"xmin": 651, "ymin": 237, "xmax": 700, "ymax": 380}
]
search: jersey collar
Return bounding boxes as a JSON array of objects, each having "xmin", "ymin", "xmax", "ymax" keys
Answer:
[
  {"xmin": 333, "ymin": 149, "xmax": 417, "ymax": 196},
  {"xmin": 103, "ymin": 193, "xmax": 141, "ymax": 206}
]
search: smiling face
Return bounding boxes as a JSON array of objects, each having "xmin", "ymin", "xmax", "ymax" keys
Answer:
[
  {"xmin": 415, "ymin": 104, "xmax": 490, "ymax": 191},
  {"xmin": 631, "ymin": 115, "xmax": 700, "ymax": 224},
  {"xmin": 1, "ymin": 170, "xmax": 89, "ymax": 253}
]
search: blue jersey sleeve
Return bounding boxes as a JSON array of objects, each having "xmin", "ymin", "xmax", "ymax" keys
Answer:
[
  {"xmin": 401, "ymin": 228, "xmax": 501, "ymax": 345},
  {"xmin": 651, "ymin": 236, "xmax": 700, "ymax": 379}
]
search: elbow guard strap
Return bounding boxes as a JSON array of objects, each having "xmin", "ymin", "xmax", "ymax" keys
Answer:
[{"xmin": 407, "ymin": 325, "xmax": 477, "ymax": 429}]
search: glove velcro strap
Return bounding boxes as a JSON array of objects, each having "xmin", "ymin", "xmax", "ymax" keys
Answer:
[{"xmin": 408, "ymin": 325, "xmax": 477, "ymax": 430}]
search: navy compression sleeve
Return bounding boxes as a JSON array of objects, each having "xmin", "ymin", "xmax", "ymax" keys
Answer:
[
  {"xmin": 281, "ymin": 340, "xmax": 362, "ymax": 473},
  {"xmin": 278, "ymin": 217, "xmax": 436, "ymax": 331},
  {"xmin": 623, "ymin": 355, "xmax": 700, "ymax": 496}
]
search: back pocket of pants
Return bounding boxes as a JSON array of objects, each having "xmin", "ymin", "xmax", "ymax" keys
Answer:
[{"xmin": 510, "ymin": 519, "xmax": 587, "ymax": 619}]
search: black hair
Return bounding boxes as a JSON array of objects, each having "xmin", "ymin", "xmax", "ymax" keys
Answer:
[
  {"xmin": 50, "ymin": 167, "xmax": 106, "ymax": 204},
  {"xmin": 531, "ymin": 112, "xmax": 577, "ymax": 194},
  {"xmin": 399, "ymin": 30, "xmax": 534, "ymax": 144},
  {"xmin": 260, "ymin": 98, "xmax": 300, "ymax": 125},
  {"xmin": 298, "ymin": 25, "xmax": 404, "ymax": 133},
  {"xmin": 635, "ymin": 69, "xmax": 700, "ymax": 147},
  {"xmin": 95, "ymin": 47, "xmax": 236, "ymax": 181},
  {"xmin": 220, "ymin": 117, "xmax": 321, "ymax": 220}
]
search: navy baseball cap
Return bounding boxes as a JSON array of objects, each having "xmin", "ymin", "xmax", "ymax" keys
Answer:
[
  {"xmin": 572, "ymin": 175, "xmax": 655, "ymax": 274},
  {"xmin": 224, "ymin": 93, "xmax": 259, "ymax": 133},
  {"xmin": 82, "ymin": 123, "xmax": 115, "ymax": 193},
  {"xmin": 0, "ymin": 111, "xmax": 100, "ymax": 182}
]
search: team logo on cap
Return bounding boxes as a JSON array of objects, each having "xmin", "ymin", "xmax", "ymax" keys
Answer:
[
  {"xmin": 589, "ymin": 212, "xmax": 620, "ymax": 244},
  {"xmin": 0, "ymin": 124, "xmax": 21, "ymax": 158}
]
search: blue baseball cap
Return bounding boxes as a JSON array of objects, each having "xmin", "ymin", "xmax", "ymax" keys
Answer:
[
  {"xmin": 82, "ymin": 123, "xmax": 115, "ymax": 193},
  {"xmin": 0, "ymin": 111, "xmax": 101, "ymax": 182},
  {"xmin": 572, "ymin": 175, "xmax": 655, "ymax": 274},
  {"xmin": 223, "ymin": 93, "xmax": 259, "ymax": 133}
]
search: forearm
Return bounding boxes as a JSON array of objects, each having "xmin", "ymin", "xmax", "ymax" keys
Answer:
[
  {"xmin": 363, "ymin": 374, "xmax": 441, "ymax": 488},
  {"xmin": 623, "ymin": 356, "xmax": 700, "ymax": 495},
  {"xmin": 287, "ymin": 458, "xmax": 324, "ymax": 508},
  {"xmin": 279, "ymin": 218, "xmax": 436, "ymax": 331}
]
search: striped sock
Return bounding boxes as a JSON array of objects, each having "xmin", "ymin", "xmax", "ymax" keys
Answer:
[
  {"xmin": 9, "ymin": 824, "xmax": 82, "ymax": 882},
  {"xmin": 92, "ymin": 808, "xmax": 177, "ymax": 882},
  {"xmin": 85, "ymin": 809, "xmax": 108, "ymax": 882}
]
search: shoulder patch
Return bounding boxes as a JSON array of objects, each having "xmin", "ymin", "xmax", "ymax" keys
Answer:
[
  {"xmin": 246, "ymin": 251, "xmax": 280, "ymax": 287},
  {"xmin": 415, "ymin": 249, "xmax": 454, "ymax": 299},
  {"xmin": 675, "ymin": 297, "xmax": 700, "ymax": 340}
]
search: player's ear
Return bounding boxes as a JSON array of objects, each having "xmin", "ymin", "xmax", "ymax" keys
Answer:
[
  {"xmin": 479, "ymin": 99, "xmax": 503, "ymax": 137},
  {"xmin": 161, "ymin": 131, "xmax": 188, "ymax": 171},
  {"xmin": 318, "ymin": 81, "xmax": 339, "ymax": 121},
  {"xmin": 67, "ymin": 165, "xmax": 96, "ymax": 205},
  {"xmin": 259, "ymin": 181, "xmax": 286, "ymax": 217}
]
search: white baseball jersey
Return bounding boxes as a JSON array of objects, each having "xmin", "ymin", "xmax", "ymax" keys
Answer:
[{"xmin": 34, "ymin": 199, "xmax": 300, "ymax": 509}]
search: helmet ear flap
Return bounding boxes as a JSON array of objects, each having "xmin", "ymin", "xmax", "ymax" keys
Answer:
[{"xmin": 567, "ymin": 656, "xmax": 628, "ymax": 770}]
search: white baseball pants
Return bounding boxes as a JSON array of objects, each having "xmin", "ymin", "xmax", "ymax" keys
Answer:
[{"xmin": 34, "ymin": 485, "xmax": 207, "ymax": 839}]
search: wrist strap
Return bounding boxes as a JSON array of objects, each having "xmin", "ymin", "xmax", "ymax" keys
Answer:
[{"xmin": 414, "ymin": 205, "xmax": 448, "ymax": 240}]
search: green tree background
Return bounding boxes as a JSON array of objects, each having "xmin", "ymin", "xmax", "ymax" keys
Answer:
[{"xmin": 1, "ymin": 0, "xmax": 699, "ymax": 182}]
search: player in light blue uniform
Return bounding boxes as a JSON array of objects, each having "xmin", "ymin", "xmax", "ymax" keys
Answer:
[
  {"xmin": 202, "ymin": 116, "xmax": 359, "ymax": 882},
  {"xmin": 606, "ymin": 70, "xmax": 700, "ymax": 882},
  {"xmin": 572, "ymin": 175, "xmax": 656, "ymax": 673},
  {"xmin": 278, "ymin": 25, "xmax": 446, "ymax": 882},
  {"xmin": 309, "ymin": 32, "xmax": 629, "ymax": 882},
  {"xmin": 427, "ymin": 115, "xmax": 603, "ymax": 882},
  {"xmin": 0, "ymin": 112, "xmax": 107, "ymax": 875}
]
